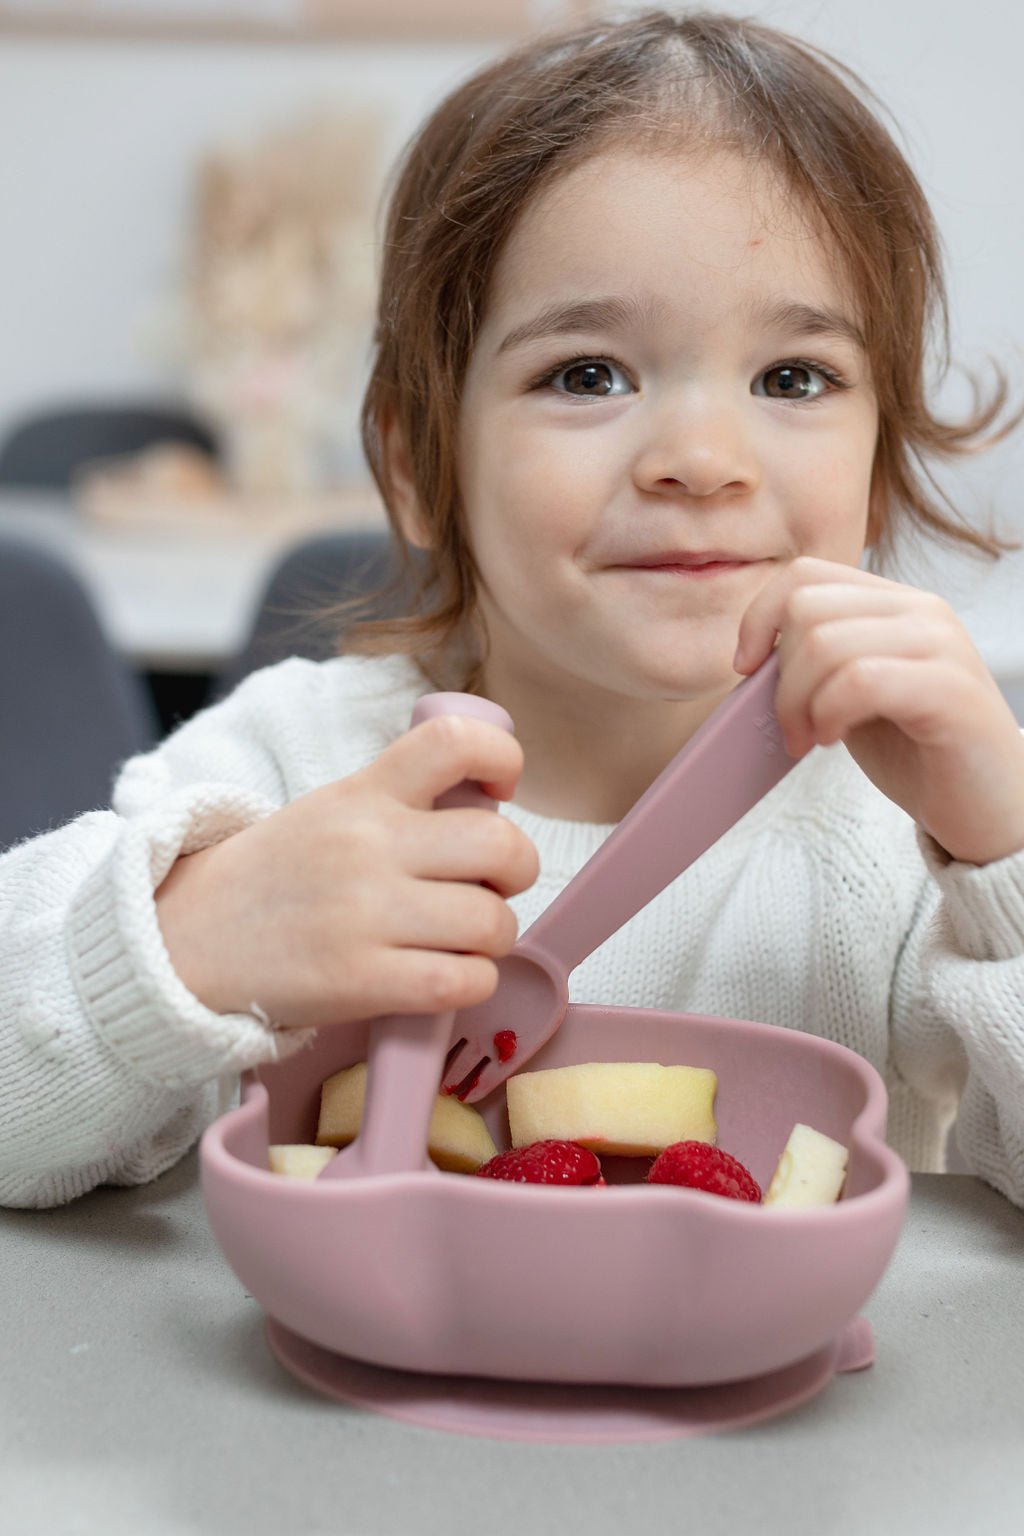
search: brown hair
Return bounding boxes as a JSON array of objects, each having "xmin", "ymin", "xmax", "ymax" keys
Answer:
[{"xmin": 350, "ymin": 8, "xmax": 1015, "ymax": 685}]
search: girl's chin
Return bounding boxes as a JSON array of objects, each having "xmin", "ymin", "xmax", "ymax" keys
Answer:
[
  {"xmin": 483, "ymin": 629, "xmax": 746, "ymax": 709},
  {"xmin": 629, "ymin": 646, "xmax": 746, "ymax": 702},
  {"xmin": 594, "ymin": 667, "xmax": 746, "ymax": 713}
]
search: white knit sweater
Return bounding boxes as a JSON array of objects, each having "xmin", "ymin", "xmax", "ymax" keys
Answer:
[{"xmin": 2, "ymin": 653, "xmax": 1024, "ymax": 1209}]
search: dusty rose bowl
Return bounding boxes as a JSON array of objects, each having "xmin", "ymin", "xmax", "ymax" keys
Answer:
[{"xmin": 200, "ymin": 1005, "xmax": 909, "ymax": 1388}]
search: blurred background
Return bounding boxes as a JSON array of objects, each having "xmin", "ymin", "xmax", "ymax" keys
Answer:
[{"xmin": 0, "ymin": 0, "xmax": 1022, "ymax": 846}]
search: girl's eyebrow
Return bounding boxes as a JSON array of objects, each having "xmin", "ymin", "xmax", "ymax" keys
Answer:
[
  {"xmin": 754, "ymin": 299, "xmax": 866, "ymax": 351},
  {"xmin": 494, "ymin": 294, "xmax": 866, "ymax": 356},
  {"xmin": 496, "ymin": 295, "xmax": 668, "ymax": 354}
]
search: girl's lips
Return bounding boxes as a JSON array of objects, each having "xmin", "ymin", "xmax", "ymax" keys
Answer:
[{"xmin": 616, "ymin": 555, "xmax": 759, "ymax": 578}]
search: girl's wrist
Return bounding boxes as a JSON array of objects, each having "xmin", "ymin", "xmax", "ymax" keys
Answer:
[
  {"xmin": 155, "ymin": 846, "xmax": 241, "ymax": 1017},
  {"xmin": 926, "ymin": 827, "xmax": 1024, "ymax": 869},
  {"xmin": 919, "ymin": 826, "xmax": 1024, "ymax": 961}
]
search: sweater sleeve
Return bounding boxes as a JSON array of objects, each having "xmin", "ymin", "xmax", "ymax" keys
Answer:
[
  {"xmin": 890, "ymin": 831, "xmax": 1024, "ymax": 1208},
  {"xmin": 0, "ymin": 664, "xmax": 321, "ymax": 1209}
]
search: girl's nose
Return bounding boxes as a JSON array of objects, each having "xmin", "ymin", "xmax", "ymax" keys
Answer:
[{"xmin": 631, "ymin": 394, "xmax": 759, "ymax": 500}]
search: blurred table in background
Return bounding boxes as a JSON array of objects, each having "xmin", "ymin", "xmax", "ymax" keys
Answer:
[{"xmin": 0, "ymin": 488, "xmax": 386, "ymax": 674}]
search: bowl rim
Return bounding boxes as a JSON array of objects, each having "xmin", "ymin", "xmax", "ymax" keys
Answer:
[{"xmin": 200, "ymin": 1006, "xmax": 911, "ymax": 1221}]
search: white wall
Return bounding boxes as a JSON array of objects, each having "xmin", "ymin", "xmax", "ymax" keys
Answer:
[
  {"xmin": 1, "ymin": 2, "xmax": 1021, "ymax": 673},
  {"xmin": 0, "ymin": 32, "xmax": 494, "ymax": 417}
]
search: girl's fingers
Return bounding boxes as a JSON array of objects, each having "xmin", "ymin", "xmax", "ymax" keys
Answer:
[
  {"xmin": 402, "ymin": 805, "xmax": 540, "ymax": 897},
  {"xmin": 366, "ymin": 713, "xmax": 526, "ymax": 808},
  {"xmin": 733, "ymin": 558, "xmax": 982, "ymax": 756},
  {"xmin": 347, "ymin": 946, "xmax": 503, "ymax": 1019},
  {"xmin": 326, "ymin": 794, "xmax": 536, "ymax": 899},
  {"xmin": 353, "ymin": 713, "xmax": 538, "ymax": 893},
  {"xmin": 735, "ymin": 559, "xmax": 909, "ymax": 672},
  {"xmin": 799, "ymin": 656, "xmax": 970, "ymax": 750},
  {"xmin": 774, "ymin": 614, "xmax": 963, "ymax": 754},
  {"xmin": 376, "ymin": 877, "xmax": 521, "ymax": 958}
]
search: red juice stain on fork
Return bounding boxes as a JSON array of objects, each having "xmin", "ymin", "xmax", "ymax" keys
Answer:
[{"xmin": 442, "ymin": 1032, "xmax": 516, "ymax": 1099}]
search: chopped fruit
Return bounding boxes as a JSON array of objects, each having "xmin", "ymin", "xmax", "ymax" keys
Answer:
[
  {"xmin": 506, "ymin": 1061, "xmax": 717, "ymax": 1157},
  {"xmin": 648, "ymin": 1141, "xmax": 762, "ymax": 1202},
  {"xmin": 764, "ymin": 1123, "xmax": 849, "ymax": 1208},
  {"xmin": 317, "ymin": 1061, "xmax": 499, "ymax": 1174},
  {"xmin": 268, "ymin": 1144, "xmax": 338, "ymax": 1179},
  {"xmin": 476, "ymin": 1139, "xmax": 603, "ymax": 1185}
]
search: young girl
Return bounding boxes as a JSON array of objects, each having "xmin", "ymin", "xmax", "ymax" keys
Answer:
[{"xmin": 2, "ymin": 9, "xmax": 1023, "ymax": 1210}]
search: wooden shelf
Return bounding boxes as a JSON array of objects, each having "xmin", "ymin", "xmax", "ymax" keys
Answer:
[{"xmin": 0, "ymin": 0, "xmax": 589, "ymax": 43}]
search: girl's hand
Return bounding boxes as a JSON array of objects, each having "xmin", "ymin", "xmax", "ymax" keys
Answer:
[
  {"xmin": 155, "ymin": 714, "xmax": 539, "ymax": 1028},
  {"xmin": 734, "ymin": 557, "xmax": 1024, "ymax": 866}
]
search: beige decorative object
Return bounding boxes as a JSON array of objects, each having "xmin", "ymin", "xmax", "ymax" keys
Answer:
[{"xmin": 184, "ymin": 111, "xmax": 380, "ymax": 497}]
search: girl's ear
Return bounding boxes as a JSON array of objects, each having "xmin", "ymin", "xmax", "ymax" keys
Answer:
[{"xmin": 380, "ymin": 408, "xmax": 430, "ymax": 549}]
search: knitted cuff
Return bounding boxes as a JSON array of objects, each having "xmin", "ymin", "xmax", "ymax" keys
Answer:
[
  {"xmin": 67, "ymin": 784, "xmax": 311, "ymax": 1089},
  {"xmin": 918, "ymin": 828, "xmax": 1024, "ymax": 962}
]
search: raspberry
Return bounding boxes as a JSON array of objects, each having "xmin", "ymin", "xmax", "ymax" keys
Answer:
[
  {"xmin": 475, "ymin": 1139, "xmax": 603, "ymax": 1185},
  {"xmin": 647, "ymin": 1141, "xmax": 762, "ymax": 1202}
]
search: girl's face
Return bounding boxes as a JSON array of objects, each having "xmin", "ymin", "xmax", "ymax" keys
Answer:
[{"xmin": 457, "ymin": 146, "xmax": 879, "ymax": 726}]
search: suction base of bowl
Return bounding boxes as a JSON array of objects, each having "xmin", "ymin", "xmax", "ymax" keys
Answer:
[{"xmin": 266, "ymin": 1315, "xmax": 874, "ymax": 1444}]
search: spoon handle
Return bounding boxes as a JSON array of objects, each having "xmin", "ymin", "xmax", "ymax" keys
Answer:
[
  {"xmin": 320, "ymin": 692, "xmax": 514, "ymax": 1179},
  {"xmin": 521, "ymin": 656, "xmax": 796, "ymax": 981}
]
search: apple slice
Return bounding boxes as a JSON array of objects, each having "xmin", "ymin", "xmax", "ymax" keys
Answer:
[
  {"xmin": 268, "ymin": 1144, "xmax": 338, "ymax": 1179},
  {"xmin": 763, "ymin": 1123, "xmax": 849, "ymax": 1208},
  {"xmin": 506, "ymin": 1061, "xmax": 718, "ymax": 1157},
  {"xmin": 316, "ymin": 1061, "xmax": 499, "ymax": 1173}
]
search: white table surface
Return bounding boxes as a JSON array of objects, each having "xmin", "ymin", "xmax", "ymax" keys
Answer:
[
  {"xmin": 0, "ymin": 491, "xmax": 386, "ymax": 673},
  {"xmin": 1, "ymin": 1160, "xmax": 1022, "ymax": 1536}
]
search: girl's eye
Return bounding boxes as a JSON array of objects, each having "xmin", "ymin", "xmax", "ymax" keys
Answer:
[
  {"xmin": 753, "ymin": 363, "xmax": 838, "ymax": 402},
  {"xmin": 547, "ymin": 359, "xmax": 633, "ymax": 397}
]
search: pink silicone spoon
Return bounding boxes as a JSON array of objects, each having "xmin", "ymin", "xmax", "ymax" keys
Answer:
[
  {"xmin": 443, "ymin": 654, "xmax": 797, "ymax": 1101},
  {"xmin": 318, "ymin": 692, "xmax": 513, "ymax": 1180}
]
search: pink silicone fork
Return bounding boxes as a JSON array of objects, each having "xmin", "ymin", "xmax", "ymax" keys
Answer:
[
  {"xmin": 442, "ymin": 653, "xmax": 797, "ymax": 1102},
  {"xmin": 318, "ymin": 692, "xmax": 513, "ymax": 1181}
]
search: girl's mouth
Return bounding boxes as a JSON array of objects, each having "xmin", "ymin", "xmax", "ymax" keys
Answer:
[{"xmin": 618, "ymin": 552, "xmax": 758, "ymax": 578}]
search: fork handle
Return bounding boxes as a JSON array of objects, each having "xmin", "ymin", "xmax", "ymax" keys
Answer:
[
  {"xmin": 518, "ymin": 655, "xmax": 796, "ymax": 982},
  {"xmin": 348, "ymin": 692, "xmax": 514, "ymax": 1176}
]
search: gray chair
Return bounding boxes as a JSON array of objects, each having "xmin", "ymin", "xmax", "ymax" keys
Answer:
[
  {"xmin": 1000, "ymin": 677, "xmax": 1024, "ymax": 724},
  {"xmin": 0, "ymin": 536, "xmax": 159, "ymax": 851},
  {"xmin": 0, "ymin": 403, "xmax": 219, "ymax": 490},
  {"xmin": 216, "ymin": 528, "xmax": 425, "ymax": 698}
]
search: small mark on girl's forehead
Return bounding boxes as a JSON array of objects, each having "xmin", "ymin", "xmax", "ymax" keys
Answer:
[{"xmin": 749, "ymin": 237, "xmax": 764, "ymax": 248}]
